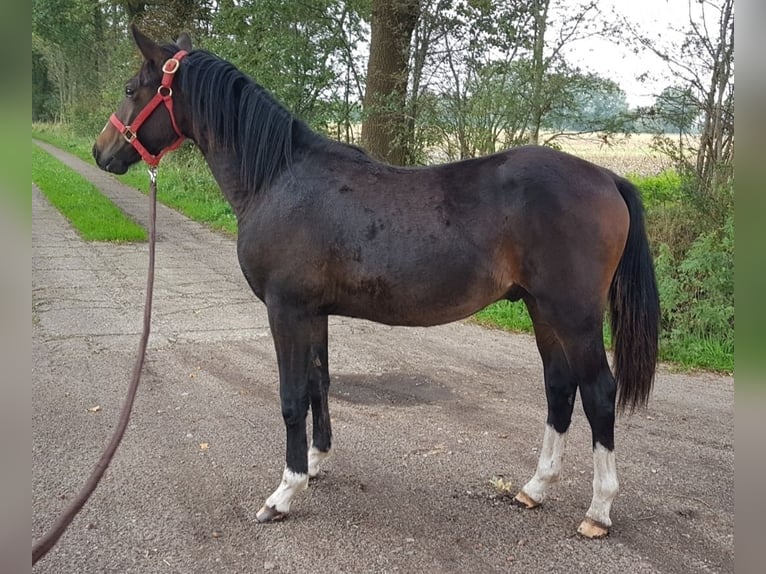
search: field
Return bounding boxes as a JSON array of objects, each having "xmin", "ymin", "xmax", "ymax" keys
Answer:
[{"xmin": 554, "ymin": 133, "xmax": 674, "ymax": 177}]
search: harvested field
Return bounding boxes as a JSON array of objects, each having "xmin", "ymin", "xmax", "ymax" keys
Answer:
[
  {"xmin": 554, "ymin": 133, "xmax": 674, "ymax": 176},
  {"xmin": 426, "ymin": 133, "xmax": 675, "ymax": 176}
]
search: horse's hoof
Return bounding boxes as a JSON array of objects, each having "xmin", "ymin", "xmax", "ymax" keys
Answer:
[
  {"xmin": 255, "ymin": 505, "xmax": 287, "ymax": 523},
  {"xmin": 577, "ymin": 518, "xmax": 609, "ymax": 539},
  {"xmin": 512, "ymin": 491, "xmax": 541, "ymax": 509}
]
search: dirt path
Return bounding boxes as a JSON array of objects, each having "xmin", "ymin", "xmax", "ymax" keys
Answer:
[{"xmin": 32, "ymin": 141, "xmax": 733, "ymax": 573}]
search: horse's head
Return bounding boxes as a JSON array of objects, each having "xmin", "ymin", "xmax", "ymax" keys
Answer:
[{"xmin": 93, "ymin": 26, "xmax": 193, "ymax": 174}]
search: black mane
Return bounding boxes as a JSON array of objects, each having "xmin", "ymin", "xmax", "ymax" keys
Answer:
[{"xmin": 178, "ymin": 50, "xmax": 308, "ymax": 193}]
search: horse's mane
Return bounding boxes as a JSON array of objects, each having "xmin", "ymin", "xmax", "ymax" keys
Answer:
[{"xmin": 178, "ymin": 50, "xmax": 304, "ymax": 193}]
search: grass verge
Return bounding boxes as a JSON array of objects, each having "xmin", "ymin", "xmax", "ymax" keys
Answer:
[
  {"xmin": 474, "ymin": 300, "xmax": 533, "ymax": 334},
  {"xmin": 32, "ymin": 123, "xmax": 237, "ymax": 235},
  {"xmin": 32, "ymin": 143, "xmax": 147, "ymax": 242},
  {"xmin": 473, "ymin": 300, "xmax": 613, "ymax": 349}
]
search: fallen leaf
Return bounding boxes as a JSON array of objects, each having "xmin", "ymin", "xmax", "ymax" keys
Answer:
[
  {"xmin": 199, "ymin": 442, "xmax": 209, "ymax": 451},
  {"xmin": 88, "ymin": 405, "xmax": 101, "ymax": 413},
  {"xmin": 489, "ymin": 475, "xmax": 514, "ymax": 494}
]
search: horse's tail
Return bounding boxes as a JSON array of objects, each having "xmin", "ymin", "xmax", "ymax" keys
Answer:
[{"xmin": 609, "ymin": 176, "xmax": 660, "ymax": 412}]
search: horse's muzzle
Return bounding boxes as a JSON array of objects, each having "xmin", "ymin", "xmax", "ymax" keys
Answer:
[{"xmin": 93, "ymin": 145, "xmax": 129, "ymax": 175}]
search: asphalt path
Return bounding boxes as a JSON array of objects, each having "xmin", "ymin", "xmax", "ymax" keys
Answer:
[{"xmin": 32, "ymin": 141, "xmax": 734, "ymax": 573}]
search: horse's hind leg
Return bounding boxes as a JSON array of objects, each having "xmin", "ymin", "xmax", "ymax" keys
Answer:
[
  {"xmin": 558, "ymin": 321, "xmax": 619, "ymax": 538},
  {"xmin": 514, "ymin": 298, "xmax": 578, "ymax": 509},
  {"xmin": 568, "ymin": 338, "xmax": 618, "ymax": 538},
  {"xmin": 515, "ymin": 295, "xmax": 619, "ymax": 537},
  {"xmin": 256, "ymin": 304, "xmax": 327, "ymax": 523},
  {"xmin": 308, "ymin": 324, "xmax": 332, "ymax": 479}
]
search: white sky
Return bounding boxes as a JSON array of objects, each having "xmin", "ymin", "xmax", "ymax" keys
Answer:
[{"xmin": 558, "ymin": 0, "xmax": 703, "ymax": 107}]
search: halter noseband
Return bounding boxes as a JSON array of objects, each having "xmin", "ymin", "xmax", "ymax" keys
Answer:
[{"xmin": 109, "ymin": 50, "xmax": 188, "ymax": 167}]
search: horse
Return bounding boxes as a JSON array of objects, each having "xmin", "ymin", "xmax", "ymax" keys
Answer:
[{"xmin": 93, "ymin": 27, "xmax": 659, "ymax": 538}]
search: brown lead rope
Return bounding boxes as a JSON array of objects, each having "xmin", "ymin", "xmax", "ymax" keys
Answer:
[{"xmin": 33, "ymin": 167, "xmax": 159, "ymax": 565}]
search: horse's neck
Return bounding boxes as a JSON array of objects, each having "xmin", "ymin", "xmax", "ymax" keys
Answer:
[{"xmin": 200, "ymin": 147, "xmax": 252, "ymax": 219}]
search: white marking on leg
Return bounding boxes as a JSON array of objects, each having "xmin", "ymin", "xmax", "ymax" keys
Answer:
[
  {"xmin": 308, "ymin": 445, "xmax": 331, "ymax": 478},
  {"xmin": 585, "ymin": 443, "xmax": 619, "ymax": 527},
  {"xmin": 264, "ymin": 467, "xmax": 308, "ymax": 513},
  {"xmin": 521, "ymin": 424, "xmax": 568, "ymax": 503}
]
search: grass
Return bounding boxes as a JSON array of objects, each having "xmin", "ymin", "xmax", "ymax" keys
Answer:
[
  {"xmin": 475, "ymin": 298, "xmax": 735, "ymax": 373},
  {"xmin": 32, "ymin": 123, "xmax": 237, "ymax": 235},
  {"xmin": 474, "ymin": 300, "xmax": 533, "ymax": 334},
  {"xmin": 473, "ymin": 300, "xmax": 613, "ymax": 349},
  {"xmin": 32, "ymin": 143, "xmax": 147, "ymax": 242},
  {"xmin": 660, "ymin": 336, "xmax": 733, "ymax": 372}
]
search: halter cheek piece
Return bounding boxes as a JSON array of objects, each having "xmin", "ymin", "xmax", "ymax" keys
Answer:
[{"xmin": 109, "ymin": 50, "xmax": 188, "ymax": 167}]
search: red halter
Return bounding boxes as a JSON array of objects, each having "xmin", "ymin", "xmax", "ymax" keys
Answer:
[{"xmin": 109, "ymin": 50, "xmax": 188, "ymax": 167}]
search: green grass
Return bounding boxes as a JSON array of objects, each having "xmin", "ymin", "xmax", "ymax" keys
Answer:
[
  {"xmin": 474, "ymin": 297, "xmax": 734, "ymax": 373},
  {"xmin": 32, "ymin": 123, "xmax": 94, "ymax": 162},
  {"xmin": 32, "ymin": 123, "xmax": 238, "ymax": 235},
  {"xmin": 660, "ymin": 336, "xmax": 733, "ymax": 372},
  {"xmin": 474, "ymin": 300, "xmax": 534, "ymax": 334},
  {"xmin": 32, "ymin": 143, "xmax": 147, "ymax": 242},
  {"xmin": 473, "ymin": 299, "xmax": 613, "ymax": 349}
]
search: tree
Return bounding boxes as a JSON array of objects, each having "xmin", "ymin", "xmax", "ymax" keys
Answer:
[
  {"xmin": 622, "ymin": 0, "xmax": 733, "ymax": 203},
  {"xmin": 120, "ymin": 0, "xmax": 213, "ymax": 39},
  {"xmin": 652, "ymin": 86, "xmax": 699, "ymax": 134},
  {"xmin": 417, "ymin": 0, "xmax": 534, "ymax": 160},
  {"xmin": 32, "ymin": 0, "xmax": 104, "ymax": 129},
  {"xmin": 213, "ymin": 0, "xmax": 367, "ymax": 136},
  {"xmin": 542, "ymin": 73, "xmax": 632, "ymax": 136},
  {"xmin": 526, "ymin": 0, "xmax": 604, "ymax": 144},
  {"xmin": 361, "ymin": 0, "xmax": 420, "ymax": 165},
  {"xmin": 31, "ymin": 0, "xmax": 219, "ymax": 133},
  {"xmin": 32, "ymin": 51, "xmax": 57, "ymax": 121},
  {"xmin": 401, "ymin": 0, "xmax": 633, "ymax": 162}
]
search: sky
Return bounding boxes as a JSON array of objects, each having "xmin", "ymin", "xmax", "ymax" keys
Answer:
[{"xmin": 557, "ymin": 0, "xmax": 707, "ymax": 107}]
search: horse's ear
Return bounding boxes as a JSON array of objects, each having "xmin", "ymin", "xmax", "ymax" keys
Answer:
[
  {"xmin": 131, "ymin": 25, "xmax": 165, "ymax": 65},
  {"xmin": 176, "ymin": 32, "xmax": 192, "ymax": 52}
]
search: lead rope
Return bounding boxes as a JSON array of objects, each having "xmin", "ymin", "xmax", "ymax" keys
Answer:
[{"xmin": 33, "ymin": 167, "xmax": 159, "ymax": 565}]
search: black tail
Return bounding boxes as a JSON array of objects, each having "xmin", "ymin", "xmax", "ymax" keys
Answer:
[{"xmin": 609, "ymin": 177, "xmax": 660, "ymax": 412}]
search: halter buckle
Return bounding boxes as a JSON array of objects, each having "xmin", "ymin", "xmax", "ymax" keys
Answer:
[
  {"xmin": 123, "ymin": 127, "xmax": 136, "ymax": 143},
  {"xmin": 162, "ymin": 58, "xmax": 180, "ymax": 74}
]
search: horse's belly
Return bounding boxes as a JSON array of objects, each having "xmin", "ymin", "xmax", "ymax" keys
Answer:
[{"xmin": 328, "ymin": 262, "xmax": 507, "ymax": 327}]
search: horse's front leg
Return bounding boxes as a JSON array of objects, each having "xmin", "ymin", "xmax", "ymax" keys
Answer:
[
  {"xmin": 256, "ymin": 304, "xmax": 326, "ymax": 523},
  {"xmin": 308, "ymin": 330, "xmax": 332, "ymax": 479}
]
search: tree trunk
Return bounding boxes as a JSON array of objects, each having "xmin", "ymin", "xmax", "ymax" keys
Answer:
[
  {"xmin": 528, "ymin": 0, "xmax": 549, "ymax": 145},
  {"xmin": 361, "ymin": 0, "xmax": 420, "ymax": 165}
]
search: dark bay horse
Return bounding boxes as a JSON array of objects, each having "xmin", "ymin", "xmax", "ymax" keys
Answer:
[{"xmin": 93, "ymin": 28, "xmax": 659, "ymax": 538}]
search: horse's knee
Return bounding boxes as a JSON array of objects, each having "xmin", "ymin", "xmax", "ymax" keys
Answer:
[{"xmin": 281, "ymin": 399, "xmax": 309, "ymax": 427}]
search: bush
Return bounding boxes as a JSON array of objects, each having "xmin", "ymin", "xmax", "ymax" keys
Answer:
[
  {"xmin": 628, "ymin": 170, "xmax": 683, "ymax": 208},
  {"xmin": 654, "ymin": 215, "xmax": 733, "ymax": 371}
]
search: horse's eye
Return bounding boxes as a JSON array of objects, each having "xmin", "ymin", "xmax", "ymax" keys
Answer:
[{"xmin": 125, "ymin": 86, "xmax": 135, "ymax": 98}]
